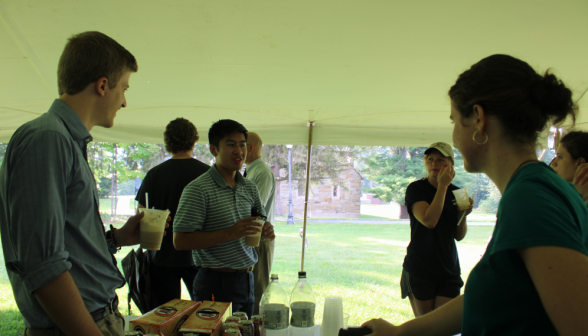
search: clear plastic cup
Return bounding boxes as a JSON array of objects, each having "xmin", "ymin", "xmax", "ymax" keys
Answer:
[
  {"xmin": 320, "ymin": 297, "xmax": 344, "ymax": 336},
  {"xmin": 246, "ymin": 219, "xmax": 264, "ymax": 247},
  {"xmin": 452, "ymin": 188, "xmax": 470, "ymax": 210},
  {"xmin": 138, "ymin": 208, "xmax": 169, "ymax": 250},
  {"xmin": 343, "ymin": 313, "xmax": 350, "ymax": 329}
]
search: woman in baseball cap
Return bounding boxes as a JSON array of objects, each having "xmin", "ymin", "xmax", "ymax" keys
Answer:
[
  {"xmin": 400, "ymin": 141, "xmax": 472, "ymax": 318},
  {"xmin": 363, "ymin": 55, "xmax": 588, "ymax": 335}
]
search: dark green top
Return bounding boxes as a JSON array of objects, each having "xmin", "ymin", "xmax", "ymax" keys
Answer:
[{"xmin": 462, "ymin": 163, "xmax": 588, "ymax": 335}]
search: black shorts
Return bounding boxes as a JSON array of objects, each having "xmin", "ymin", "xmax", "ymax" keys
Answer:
[{"xmin": 400, "ymin": 268, "xmax": 463, "ymax": 301}]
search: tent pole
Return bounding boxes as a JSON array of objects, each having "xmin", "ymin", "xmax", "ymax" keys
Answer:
[{"xmin": 301, "ymin": 122, "xmax": 315, "ymax": 272}]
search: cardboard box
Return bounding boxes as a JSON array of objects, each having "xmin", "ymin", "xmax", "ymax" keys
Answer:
[
  {"xmin": 130, "ymin": 299, "xmax": 201, "ymax": 336},
  {"xmin": 179, "ymin": 301, "xmax": 233, "ymax": 336}
]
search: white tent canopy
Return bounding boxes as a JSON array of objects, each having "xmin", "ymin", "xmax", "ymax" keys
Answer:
[{"xmin": 1, "ymin": 0, "xmax": 588, "ymax": 146}]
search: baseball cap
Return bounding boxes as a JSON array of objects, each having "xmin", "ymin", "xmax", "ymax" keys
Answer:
[{"xmin": 424, "ymin": 142, "xmax": 454, "ymax": 158}]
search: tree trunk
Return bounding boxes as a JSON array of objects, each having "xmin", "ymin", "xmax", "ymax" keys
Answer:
[
  {"xmin": 110, "ymin": 144, "xmax": 116, "ymax": 217},
  {"xmin": 112, "ymin": 143, "xmax": 118, "ymax": 216},
  {"xmin": 400, "ymin": 204, "xmax": 409, "ymax": 219},
  {"xmin": 271, "ymin": 163, "xmax": 284, "ymax": 216}
]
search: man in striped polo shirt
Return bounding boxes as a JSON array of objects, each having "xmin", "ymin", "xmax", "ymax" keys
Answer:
[{"xmin": 174, "ymin": 119, "xmax": 276, "ymax": 317}]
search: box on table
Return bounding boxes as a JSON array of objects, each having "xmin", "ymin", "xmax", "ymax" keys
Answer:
[
  {"xmin": 130, "ymin": 299, "xmax": 201, "ymax": 336},
  {"xmin": 179, "ymin": 301, "xmax": 233, "ymax": 336}
]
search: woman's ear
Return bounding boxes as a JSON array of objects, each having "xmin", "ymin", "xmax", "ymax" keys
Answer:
[{"xmin": 472, "ymin": 104, "xmax": 487, "ymax": 134}]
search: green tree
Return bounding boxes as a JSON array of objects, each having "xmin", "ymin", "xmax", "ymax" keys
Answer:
[
  {"xmin": 359, "ymin": 146, "xmax": 426, "ymax": 218},
  {"xmin": 88, "ymin": 142, "xmax": 167, "ymax": 216},
  {"xmin": 193, "ymin": 143, "xmax": 215, "ymax": 164}
]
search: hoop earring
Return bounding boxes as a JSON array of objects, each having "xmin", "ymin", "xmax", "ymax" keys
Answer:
[{"xmin": 473, "ymin": 130, "xmax": 488, "ymax": 145}]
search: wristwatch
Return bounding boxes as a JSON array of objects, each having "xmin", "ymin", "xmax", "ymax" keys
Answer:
[{"xmin": 105, "ymin": 225, "xmax": 121, "ymax": 254}]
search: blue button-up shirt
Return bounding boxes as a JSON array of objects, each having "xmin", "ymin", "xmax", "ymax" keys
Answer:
[{"xmin": 0, "ymin": 99, "xmax": 125, "ymax": 328}]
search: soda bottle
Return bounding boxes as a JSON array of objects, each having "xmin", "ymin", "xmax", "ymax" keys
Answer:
[
  {"xmin": 260, "ymin": 274, "xmax": 290, "ymax": 336},
  {"xmin": 289, "ymin": 272, "xmax": 316, "ymax": 336}
]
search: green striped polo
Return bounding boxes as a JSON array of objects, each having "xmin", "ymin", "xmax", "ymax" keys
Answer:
[{"xmin": 174, "ymin": 164, "xmax": 267, "ymax": 269}]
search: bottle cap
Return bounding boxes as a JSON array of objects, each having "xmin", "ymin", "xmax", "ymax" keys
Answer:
[{"xmin": 298, "ymin": 271, "xmax": 306, "ymax": 278}]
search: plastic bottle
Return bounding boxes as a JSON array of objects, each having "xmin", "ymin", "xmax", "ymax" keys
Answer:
[
  {"xmin": 289, "ymin": 271, "xmax": 316, "ymax": 336},
  {"xmin": 260, "ymin": 274, "xmax": 290, "ymax": 336}
]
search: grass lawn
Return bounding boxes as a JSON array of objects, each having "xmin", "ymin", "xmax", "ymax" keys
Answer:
[
  {"xmin": 99, "ymin": 198, "xmax": 136, "ymax": 212},
  {"xmin": 278, "ymin": 204, "xmax": 497, "ymax": 223},
  {"xmin": 275, "ymin": 214, "xmax": 392, "ymax": 221},
  {"xmin": 0, "ymin": 223, "xmax": 493, "ymax": 334}
]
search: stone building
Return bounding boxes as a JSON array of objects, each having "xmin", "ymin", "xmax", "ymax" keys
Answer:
[{"xmin": 279, "ymin": 165, "xmax": 363, "ymax": 218}]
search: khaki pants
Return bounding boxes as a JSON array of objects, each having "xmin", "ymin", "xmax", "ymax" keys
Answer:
[
  {"xmin": 25, "ymin": 306, "xmax": 125, "ymax": 336},
  {"xmin": 253, "ymin": 237, "xmax": 275, "ymax": 315}
]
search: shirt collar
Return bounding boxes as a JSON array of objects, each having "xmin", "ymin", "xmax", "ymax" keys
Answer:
[
  {"xmin": 49, "ymin": 99, "xmax": 93, "ymax": 143},
  {"xmin": 246, "ymin": 158, "xmax": 263, "ymax": 171},
  {"xmin": 209, "ymin": 164, "xmax": 246, "ymax": 188}
]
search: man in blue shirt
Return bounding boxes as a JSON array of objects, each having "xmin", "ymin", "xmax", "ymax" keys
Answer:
[
  {"xmin": 244, "ymin": 132, "xmax": 277, "ymax": 314},
  {"xmin": 174, "ymin": 119, "xmax": 276, "ymax": 318},
  {"xmin": 0, "ymin": 31, "xmax": 147, "ymax": 336}
]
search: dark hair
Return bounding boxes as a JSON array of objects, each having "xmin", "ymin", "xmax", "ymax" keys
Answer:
[
  {"xmin": 449, "ymin": 54, "xmax": 576, "ymax": 145},
  {"xmin": 58, "ymin": 31, "xmax": 138, "ymax": 95},
  {"xmin": 208, "ymin": 119, "xmax": 248, "ymax": 149},
  {"xmin": 560, "ymin": 131, "xmax": 588, "ymax": 161},
  {"xmin": 164, "ymin": 118, "xmax": 199, "ymax": 154}
]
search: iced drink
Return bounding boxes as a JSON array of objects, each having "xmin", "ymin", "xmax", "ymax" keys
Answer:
[
  {"xmin": 245, "ymin": 219, "xmax": 264, "ymax": 247},
  {"xmin": 452, "ymin": 188, "xmax": 470, "ymax": 210},
  {"xmin": 138, "ymin": 208, "xmax": 170, "ymax": 250}
]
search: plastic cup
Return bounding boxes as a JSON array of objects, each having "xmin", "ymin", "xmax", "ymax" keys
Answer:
[
  {"xmin": 321, "ymin": 297, "xmax": 344, "ymax": 336},
  {"xmin": 452, "ymin": 188, "xmax": 470, "ymax": 210},
  {"xmin": 138, "ymin": 208, "xmax": 169, "ymax": 250},
  {"xmin": 245, "ymin": 219, "xmax": 264, "ymax": 247},
  {"xmin": 343, "ymin": 313, "xmax": 350, "ymax": 329}
]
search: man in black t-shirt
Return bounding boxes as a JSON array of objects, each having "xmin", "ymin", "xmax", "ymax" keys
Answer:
[{"xmin": 136, "ymin": 118, "xmax": 210, "ymax": 309}]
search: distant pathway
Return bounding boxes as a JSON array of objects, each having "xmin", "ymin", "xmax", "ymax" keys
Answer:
[{"xmin": 274, "ymin": 218, "xmax": 496, "ymax": 226}]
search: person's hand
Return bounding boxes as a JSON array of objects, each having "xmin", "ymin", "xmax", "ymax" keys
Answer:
[
  {"xmin": 226, "ymin": 217, "xmax": 263, "ymax": 241},
  {"xmin": 361, "ymin": 318, "xmax": 399, "ymax": 336},
  {"xmin": 574, "ymin": 163, "xmax": 588, "ymax": 199},
  {"xmin": 438, "ymin": 165, "xmax": 455, "ymax": 188},
  {"xmin": 462, "ymin": 197, "xmax": 474, "ymax": 216},
  {"xmin": 116, "ymin": 211, "xmax": 170, "ymax": 246},
  {"xmin": 263, "ymin": 221, "xmax": 275, "ymax": 240}
]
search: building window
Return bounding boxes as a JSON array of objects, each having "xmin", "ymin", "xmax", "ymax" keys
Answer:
[
  {"xmin": 298, "ymin": 183, "xmax": 305, "ymax": 197},
  {"xmin": 333, "ymin": 185, "xmax": 338, "ymax": 197}
]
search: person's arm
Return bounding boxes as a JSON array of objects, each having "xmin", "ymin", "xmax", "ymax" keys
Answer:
[
  {"xmin": 254, "ymin": 172, "xmax": 275, "ymax": 207},
  {"xmin": 362, "ymin": 295, "xmax": 463, "ymax": 336},
  {"xmin": 454, "ymin": 197, "xmax": 473, "ymax": 241},
  {"xmin": 34, "ymin": 272, "xmax": 103, "ymax": 336},
  {"xmin": 412, "ymin": 166, "xmax": 455, "ymax": 229},
  {"xmin": 6, "ymin": 132, "xmax": 100, "ymax": 334},
  {"xmin": 262, "ymin": 221, "xmax": 276, "ymax": 241},
  {"xmin": 113, "ymin": 211, "xmax": 146, "ymax": 246},
  {"xmin": 174, "ymin": 216, "xmax": 261, "ymax": 250},
  {"xmin": 518, "ymin": 246, "xmax": 588, "ymax": 335}
]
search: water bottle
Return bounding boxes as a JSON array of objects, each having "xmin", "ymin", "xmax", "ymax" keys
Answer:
[
  {"xmin": 289, "ymin": 272, "xmax": 316, "ymax": 336},
  {"xmin": 260, "ymin": 274, "xmax": 290, "ymax": 336}
]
